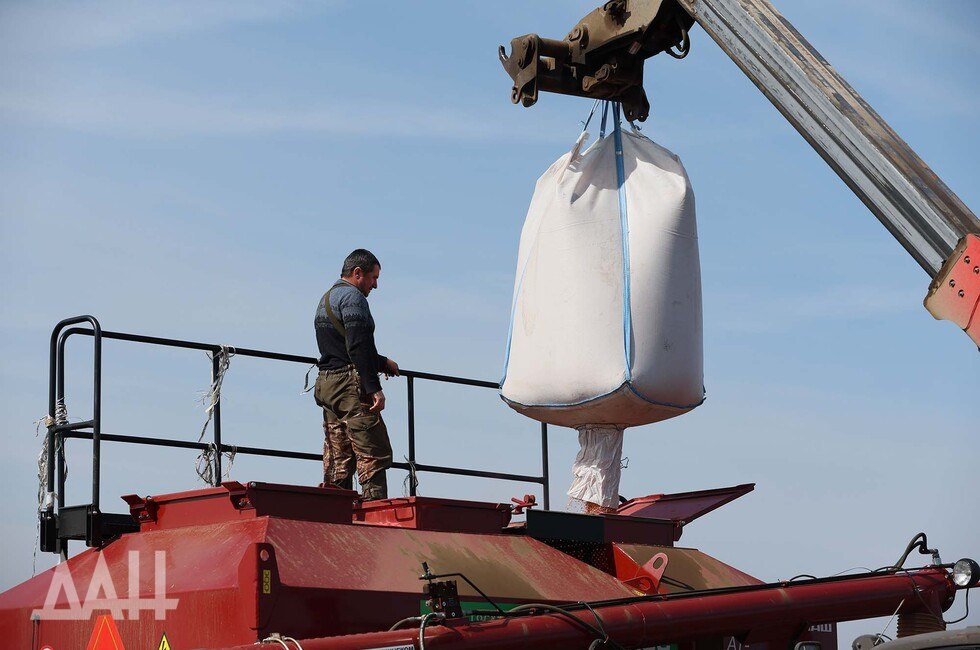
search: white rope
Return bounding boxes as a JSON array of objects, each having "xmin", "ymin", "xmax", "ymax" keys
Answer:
[
  {"xmin": 301, "ymin": 363, "xmax": 317, "ymax": 393},
  {"xmin": 877, "ymin": 599, "xmax": 905, "ymax": 644},
  {"xmin": 196, "ymin": 443, "xmax": 237, "ymax": 486},
  {"xmin": 33, "ymin": 398, "xmax": 69, "ymax": 574},
  {"xmin": 195, "ymin": 346, "xmax": 236, "ymax": 485},
  {"xmin": 259, "ymin": 635, "xmax": 291, "ymax": 649},
  {"xmin": 260, "ymin": 633, "xmax": 304, "ymax": 649},
  {"xmin": 402, "ymin": 455, "xmax": 420, "ymax": 497},
  {"xmin": 34, "ymin": 399, "xmax": 68, "ymax": 510},
  {"xmin": 198, "ymin": 346, "xmax": 234, "ymax": 440}
]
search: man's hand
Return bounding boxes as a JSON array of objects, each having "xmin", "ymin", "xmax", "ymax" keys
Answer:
[
  {"xmin": 368, "ymin": 390, "xmax": 386, "ymax": 413},
  {"xmin": 383, "ymin": 358, "xmax": 400, "ymax": 378}
]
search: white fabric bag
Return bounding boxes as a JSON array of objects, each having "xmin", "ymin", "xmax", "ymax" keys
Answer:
[
  {"xmin": 566, "ymin": 426, "xmax": 625, "ymax": 510},
  {"xmin": 500, "ymin": 121, "xmax": 705, "ymax": 429}
]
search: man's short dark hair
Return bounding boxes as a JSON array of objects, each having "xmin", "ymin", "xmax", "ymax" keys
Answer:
[{"xmin": 342, "ymin": 249, "xmax": 380, "ymax": 277}]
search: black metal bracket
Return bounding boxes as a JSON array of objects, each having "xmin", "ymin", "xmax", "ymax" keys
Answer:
[
  {"xmin": 422, "ymin": 580, "xmax": 463, "ymax": 619},
  {"xmin": 419, "ymin": 561, "xmax": 505, "ymax": 617},
  {"xmin": 39, "ymin": 505, "xmax": 139, "ymax": 552},
  {"xmin": 499, "ymin": 0, "xmax": 693, "ymax": 121}
]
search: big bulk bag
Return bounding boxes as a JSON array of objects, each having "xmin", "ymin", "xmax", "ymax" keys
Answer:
[{"xmin": 500, "ymin": 117, "xmax": 705, "ymax": 429}]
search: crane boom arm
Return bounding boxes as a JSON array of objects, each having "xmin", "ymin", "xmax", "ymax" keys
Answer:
[
  {"xmin": 675, "ymin": 0, "xmax": 977, "ymax": 277},
  {"xmin": 500, "ymin": 0, "xmax": 980, "ymax": 345}
]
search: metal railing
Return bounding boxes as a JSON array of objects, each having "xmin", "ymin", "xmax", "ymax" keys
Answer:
[{"xmin": 42, "ymin": 315, "xmax": 551, "ymax": 555}]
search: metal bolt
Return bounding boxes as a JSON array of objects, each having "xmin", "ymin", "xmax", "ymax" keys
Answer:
[
  {"xmin": 974, "ymin": 266, "xmax": 979, "ymax": 274},
  {"xmin": 959, "ymin": 290, "xmax": 966, "ymax": 298},
  {"xmin": 965, "ymin": 255, "xmax": 971, "ymax": 264},
  {"xmin": 949, "ymin": 279, "xmax": 956, "ymax": 287}
]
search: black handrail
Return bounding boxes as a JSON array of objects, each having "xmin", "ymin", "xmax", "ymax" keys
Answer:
[
  {"xmin": 48, "ymin": 316, "xmax": 103, "ymax": 514},
  {"xmin": 45, "ymin": 316, "xmax": 551, "ymax": 555}
]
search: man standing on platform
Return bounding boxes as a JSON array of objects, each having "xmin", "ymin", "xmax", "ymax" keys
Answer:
[{"xmin": 314, "ymin": 248, "xmax": 399, "ymax": 500}]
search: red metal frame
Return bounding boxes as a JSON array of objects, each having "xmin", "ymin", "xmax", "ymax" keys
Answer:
[
  {"xmin": 925, "ymin": 233, "xmax": 980, "ymax": 346},
  {"xmin": 617, "ymin": 483, "xmax": 755, "ymax": 523},
  {"xmin": 214, "ymin": 568, "xmax": 957, "ymax": 649},
  {"xmin": 611, "ymin": 543, "xmax": 763, "ymax": 595},
  {"xmin": 122, "ymin": 481, "xmax": 358, "ymax": 531},
  {"xmin": 1, "ymin": 484, "xmax": 638, "ymax": 648},
  {"xmin": 2, "ymin": 482, "xmax": 970, "ymax": 650},
  {"xmin": 353, "ymin": 496, "xmax": 512, "ymax": 534}
]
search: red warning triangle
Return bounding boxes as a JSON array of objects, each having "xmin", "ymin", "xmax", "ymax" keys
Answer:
[{"xmin": 86, "ymin": 614, "xmax": 126, "ymax": 650}]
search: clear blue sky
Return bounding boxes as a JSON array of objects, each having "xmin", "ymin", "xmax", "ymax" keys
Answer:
[{"xmin": 1, "ymin": 0, "xmax": 977, "ymax": 640}]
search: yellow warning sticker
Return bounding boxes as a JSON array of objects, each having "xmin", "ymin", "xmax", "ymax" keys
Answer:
[
  {"xmin": 158, "ymin": 632, "xmax": 172, "ymax": 650},
  {"xmin": 262, "ymin": 569, "xmax": 272, "ymax": 594}
]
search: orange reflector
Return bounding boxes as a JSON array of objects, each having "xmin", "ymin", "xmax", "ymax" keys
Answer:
[{"xmin": 86, "ymin": 614, "xmax": 126, "ymax": 650}]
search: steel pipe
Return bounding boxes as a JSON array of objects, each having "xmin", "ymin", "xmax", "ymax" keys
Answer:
[{"xmin": 215, "ymin": 568, "xmax": 956, "ymax": 650}]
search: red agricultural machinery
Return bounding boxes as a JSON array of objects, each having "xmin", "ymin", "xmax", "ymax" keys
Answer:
[
  {"xmin": 3, "ymin": 0, "xmax": 979, "ymax": 646},
  {"xmin": 0, "ymin": 316, "xmax": 976, "ymax": 650}
]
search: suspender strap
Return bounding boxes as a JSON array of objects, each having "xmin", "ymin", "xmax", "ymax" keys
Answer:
[{"xmin": 324, "ymin": 281, "xmax": 348, "ymax": 338}]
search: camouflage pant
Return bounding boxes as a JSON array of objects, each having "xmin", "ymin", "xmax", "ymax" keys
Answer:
[{"xmin": 314, "ymin": 366, "xmax": 392, "ymax": 499}]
